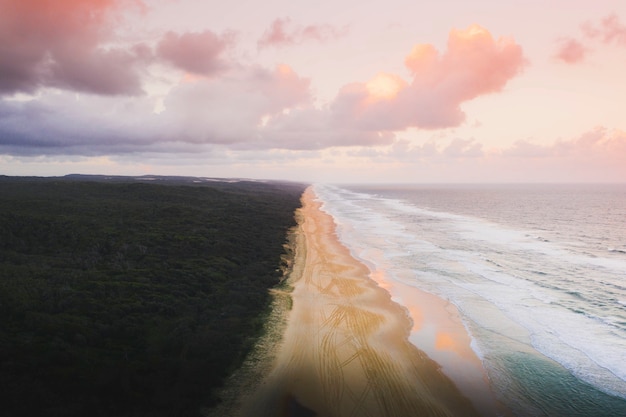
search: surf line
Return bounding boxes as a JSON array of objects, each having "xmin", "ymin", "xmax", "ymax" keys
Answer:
[{"xmin": 241, "ymin": 186, "xmax": 495, "ymax": 417}]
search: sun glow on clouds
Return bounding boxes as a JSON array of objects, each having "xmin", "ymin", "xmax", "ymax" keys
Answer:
[
  {"xmin": 0, "ymin": 0, "xmax": 147, "ymax": 95},
  {"xmin": 365, "ymin": 73, "xmax": 406, "ymax": 100},
  {"xmin": 330, "ymin": 24, "xmax": 525, "ymax": 130},
  {"xmin": 0, "ymin": 0, "xmax": 625, "ymax": 182}
]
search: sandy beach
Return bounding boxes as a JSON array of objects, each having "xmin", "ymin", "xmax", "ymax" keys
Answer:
[{"xmin": 237, "ymin": 187, "xmax": 486, "ymax": 417}]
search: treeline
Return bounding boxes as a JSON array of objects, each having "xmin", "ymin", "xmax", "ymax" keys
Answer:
[{"xmin": 0, "ymin": 177, "xmax": 306, "ymax": 417}]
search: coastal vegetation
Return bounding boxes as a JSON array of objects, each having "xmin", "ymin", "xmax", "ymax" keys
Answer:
[{"xmin": 0, "ymin": 176, "xmax": 305, "ymax": 417}]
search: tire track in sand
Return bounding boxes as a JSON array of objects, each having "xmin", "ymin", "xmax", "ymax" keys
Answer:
[{"xmin": 239, "ymin": 187, "xmax": 480, "ymax": 417}]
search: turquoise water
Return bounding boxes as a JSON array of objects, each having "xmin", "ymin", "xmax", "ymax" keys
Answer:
[{"xmin": 314, "ymin": 184, "xmax": 626, "ymax": 417}]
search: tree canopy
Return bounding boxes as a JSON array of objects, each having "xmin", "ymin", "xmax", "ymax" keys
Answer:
[{"xmin": 0, "ymin": 176, "xmax": 306, "ymax": 417}]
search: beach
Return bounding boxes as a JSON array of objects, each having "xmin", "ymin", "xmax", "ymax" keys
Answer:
[{"xmin": 239, "ymin": 187, "xmax": 484, "ymax": 417}]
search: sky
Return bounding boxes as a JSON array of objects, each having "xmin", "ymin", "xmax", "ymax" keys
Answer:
[{"xmin": 1, "ymin": 0, "xmax": 625, "ymax": 183}]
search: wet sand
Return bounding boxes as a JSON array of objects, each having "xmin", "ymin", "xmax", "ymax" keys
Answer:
[
  {"xmin": 239, "ymin": 187, "xmax": 483, "ymax": 417},
  {"xmin": 366, "ymin": 270, "xmax": 506, "ymax": 416}
]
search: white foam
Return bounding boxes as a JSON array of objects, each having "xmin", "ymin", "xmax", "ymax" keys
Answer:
[{"xmin": 314, "ymin": 183, "xmax": 626, "ymax": 400}]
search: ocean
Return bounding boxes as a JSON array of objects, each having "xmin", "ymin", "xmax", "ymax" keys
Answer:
[{"xmin": 313, "ymin": 184, "xmax": 626, "ymax": 417}]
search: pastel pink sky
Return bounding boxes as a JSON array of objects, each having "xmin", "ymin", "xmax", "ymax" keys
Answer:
[{"xmin": 1, "ymin": 0, "xmax": 625, "ymax": 183}]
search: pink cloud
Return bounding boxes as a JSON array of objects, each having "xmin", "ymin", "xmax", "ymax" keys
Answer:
[
  {"xmin": 161, "ymin": 64, "xmax": 312, "ymax": 147},
  {"xmin": 139, "ymin": 62, "xmax": 312, "ymax": 148},
  {"xmin": 504, "ymin": 127, "xmax": 626, "ymax": 160},
  {"xmin": 329, "ymin": 25, "xmax": 525, "ymax": 130},
  {"xmin": 156, "ymin": 30, "xmax": 235, "ymax": 75},
  {"xmin": 582, "ymin": 13, "xmax": 626, "ymax": 46},
  {"xmin": 343, "ymin": 128, "xmax": 626, "ymax": 182},
  {"xmin": 503, "ymin": 140, "xmax": 552, "ymax": 158},
  {"xmin": 0, "ymin": 20, "xmax": 524, "ymax": 156},
  {"xmin": 254, "ymin": 25, "xmax": 525, "ymax": 150},
  {"xmin": 259, "ymin": 106, "xmax": 395, "ymax": 150},
  {"xmin": 554, "ymin": 38, "xmax": 588, "ymax": 64},
  {"xmin": 495, "ymin": 128, "xmax": 626, "ymax": 181},
  {"xmin": 258, "ymin": 18, "xmax": 292, "ymax": 46},
  {"xmin": 258, "ymin": 18, "xmax": 347, "ymax": 48},
  {"xmin": 251, "ymin": 64, "xmax": 312, "ymax": 112},
  {"xmin": 0, "ymin": 62, "xmax": 314, "ymax": 154},
  {"xmin": 553, "ymin": 13, "xmax": 626, "ymax": 67},
  {"xmin": 0, "ymin": 0, "xmax": 147, "ymax": 95},
  {"xmin": 361, "ymin": 137, "xmax": 484, "ymax": 162},
  {"xmin": 554, "ymin": 14, "xmax": 626, "ymax": 66},
  {"xmin": 443, "ymin": 138, "xmax": 484, "ymax": 158},
  {"xmin": 557, "ymin": 127, "xmax": 626, "ymax": 158}
]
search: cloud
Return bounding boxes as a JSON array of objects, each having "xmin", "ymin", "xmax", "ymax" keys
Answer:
[
  {"xmin": 0, "ymin": 22, "xmax": 523, "ymax": 157},
  {"xmin": 347, "ymin": 127, "xmax": 626, "ymax": 171},
  {"xmin": 331, "ymin": 127, "xmax": 626, "ymax": 183},
  {"xmin": 504, "ymin": 127, "xmax": 626, "ymax": 160},
  {"xmin": 495, "ymin": 127, "xmax": 626, "ymax": 181},
  {"xmin": 443, "ymin": 138, "xmax": 484, "ymax": 158},
  {"xmin": 259, "ymin": 106, "xmax": 396, "ymax": 150},
  {"xmin": 582, "ymin": 13, "xmax": 626, "ymax": 46},
  {"xmin": 0, "ymin": 63, "xmax": 313, "ymax": 155},
  {"xmin": 554, "ymin": 38, "xmax": 588, "ymax": 64},
  {"xmin": 354, "ymin": 137, "xmax": 484, "ymax": 162},
  {"xmin": 0, "ymin": 93, "xmax": 160, "ymax": 155},
  {"xmin": 155, "ymin": 65, "xmax": 396, "ymax": 152},
  {"xmin": 252, "ymin": 64, "xmax": 312, "ymax": 112},
  {"xmin": 328, "ymin": 25, "xmax": 525, "ymax": 130},
  {"xmin": 160, "ymin": 64, "xmax": 312, "ymax": 148},
  {"xmin": 258, "ymin": 18, "xmax": 347, "ymax": 48},
  {"xmin": 555, "ymin": 14, "xmax": 626, "ymax": 65},
  {"xmin": 156, "ymin": 30, "xmax": 235, "ymax": 75},
  {"xmin": 0, "ymin": 0, "xmax": 147, "ymax": 96}
]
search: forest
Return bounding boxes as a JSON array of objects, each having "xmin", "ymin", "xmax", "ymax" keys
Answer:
[{"xmin": 0, "ymin": 175, "xmax": 306, "ymax": 417}]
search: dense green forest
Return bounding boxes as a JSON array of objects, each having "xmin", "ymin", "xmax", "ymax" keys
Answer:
[{"xmin": 0, "ymin": 176, "xmax": 306, "ymax": 417}]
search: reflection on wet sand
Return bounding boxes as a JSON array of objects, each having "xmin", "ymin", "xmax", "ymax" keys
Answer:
[{"xmin": 240, "ymin": 187, "xmax": 482, "ymax": 417}]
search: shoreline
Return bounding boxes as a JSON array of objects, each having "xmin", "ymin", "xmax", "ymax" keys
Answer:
[
  {"xmin": 205, "ymin": 211, "xmax": 306, "ymax": 417},
  {"xmin": 238, "ymin": 187, "xmax": 483, "ymax": 417},
  {"xmin": 365, "ymin": 268, "xmax": 506, "ymax": 416}
]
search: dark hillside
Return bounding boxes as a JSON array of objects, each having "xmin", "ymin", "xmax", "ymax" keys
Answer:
[{"xmin": 0, "ymin": 176, "xmax": 306, "ymax": 417}]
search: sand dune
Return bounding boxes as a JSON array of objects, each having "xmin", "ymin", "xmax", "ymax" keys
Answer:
[{"xmin": 240, "ymin": 187, "xmax": 481, "ymax": 417}]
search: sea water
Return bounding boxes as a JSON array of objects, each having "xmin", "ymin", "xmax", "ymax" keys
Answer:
[{"xmin": 313, "ymin": 184, "xmax": 626, "ymax": 417}]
